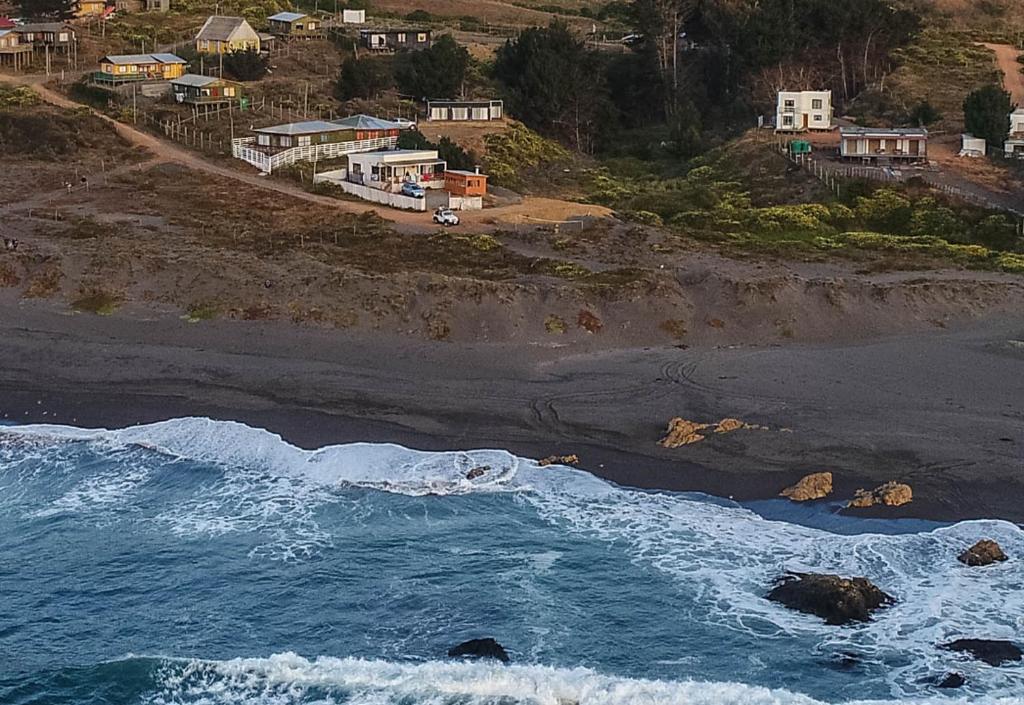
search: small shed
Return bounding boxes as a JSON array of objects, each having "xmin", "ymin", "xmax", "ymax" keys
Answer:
[
  {"xmin": 267, "ymin": 12, "xmax": 324, "ymax": 39},
  {"xmin": 171, "ymin": 74, "xmax": 243, "ymax": 106},
  {"xmin": 427, "ymin": 99, "xmax": 503, "ymax": 122},
  {"xmin": 788, "ymin": 139, "xmax": 812, "ymax": 156},
  {"xmin": 342, "ymin": 9, "xmax": 365, "ymax": 23},
  {"xmin": 444, "ymin": 170, "xmax": 487, "ymax": 197},
  {"xmin": 959, "ymin": 134, "xmax": 986, "ymax": 158}
]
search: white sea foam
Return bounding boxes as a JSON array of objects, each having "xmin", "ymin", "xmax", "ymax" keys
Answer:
[
  {"xmin": 3, "ymin": 419, "xmax": 1024, "ymax": 698},
  {"xmin": 141, "ymin": 652, "xmax": 1017, "ymax": 705}
]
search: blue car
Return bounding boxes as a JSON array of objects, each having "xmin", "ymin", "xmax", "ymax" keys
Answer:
[{"xmin": 401, "ymin": 182, "xmax": 425, "ymax": 198}]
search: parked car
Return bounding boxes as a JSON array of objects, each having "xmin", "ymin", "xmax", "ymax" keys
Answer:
[
  {"xmin": 393, "ymin": 118, "xmax": 416, "ymax": 130},
  {"xmin": 433, "ymin": 208, "xmax": 459, "ymax": 227},
  {"xmin": 401, "ymin": 182, "xmax": 425, "ymax": 198}
]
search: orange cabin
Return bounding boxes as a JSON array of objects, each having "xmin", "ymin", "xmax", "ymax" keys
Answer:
[{"xmin": 444, "ymin": 170, "xmax": 487, "ymax": 197}]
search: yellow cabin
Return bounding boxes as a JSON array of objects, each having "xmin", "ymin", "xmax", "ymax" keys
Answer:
[
  {"xmin": 195, "ymin": 16, "xmax": 261, "ymax": 55},
  {"xmin": 95, "ymin": 53, "xmax": 188, "ymax": 85}
]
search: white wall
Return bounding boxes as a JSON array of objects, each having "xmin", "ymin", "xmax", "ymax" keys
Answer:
[
  {"xmin": 314, "ymin": 169, "xmax": 427, "ymax": 211},
  {"xmin": 776, "ymin": 91, "xmax": 831, "ymax": 131},
  {"xmin": 342, "ymin": 9, "xmax": 365, "ymax": 23}
]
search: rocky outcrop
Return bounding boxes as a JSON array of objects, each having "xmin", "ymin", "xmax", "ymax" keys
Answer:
[
  {"xmin": 659, "ymin": 418, "xmax": 709, "ymax": 447},
  {"xmin": 780, "ymin": 472, "xmax": 833, "ymax": 502},
  {"xmin": 465, "ymin": 466, "xmax": 488, "ymax": 480},
  {"xmin": 957, "ymin": 539, "xmax": 1008, "ymax": 567},
  {"xmin": 447, "ymin": 637, "xmax": 510, "ymax": 663},
  {"xmin": 537, "ymin": 454, "xmax": 579, "ymax": 467},
  {"xmin": 848, "ymin": 481, "xmax": 912, "ymax": 508},
  {"xmin": 713, "ymin": 417, "xmax": 745, "ymax": 433},
  {"xmin": 766, "ymin": 573, "xmax": 894, "ymax": 625},
  {"xmin": 937, "ymin": 673, "xmax": 965, "ymax": 689},
  {"xmin": 942, "ymin": 639, "xmax": 1023, "ymax": 666}
]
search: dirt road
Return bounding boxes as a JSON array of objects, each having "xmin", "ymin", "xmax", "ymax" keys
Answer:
[
  {"xmin": 1, "ymin": 73, "xmax": 611, "ymax": 232},
  {"xmin": 984, "ymin": 43, "xmax": 1024, "ymax": 105}
]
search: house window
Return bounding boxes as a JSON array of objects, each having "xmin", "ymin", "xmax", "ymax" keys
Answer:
[
  {"xmin": 280, "ymin": 136, "xmax": 292, "ymax": 147},
  {"xmin": 258, "ymin": 134, "xmax": 270, "ymax": 146},
  {"xmin": 224, "ymin": 87, "xmax": 235, "ymax": 97},
  {"xmin": 812, "ymin": 99, "xmax": 823, "ymax": 109},
  {"xmin": 59, "ymin": 32, "xmax": 68, "ymax": 41},
  {"xmin": 452, "ymin": 107, "xmax": 468, "ymax": 120},
  {"xmin": 397, "ymin": 33, "xmax": 406, "ymax": 43},
  {"xmin": 813, "ymin": 114, "xmax": 823, "ymax": 122},
  {"xmin": 782, "ymin": 115, "xmax": 793, "ymax": 126},
  {"xmin": 298, "ymin": 136, "xmax": 311, "ymax": 146},
  {"xmin": 784, "ymin": 99, "xmax": 794, "ymax": 108},
  {"xmin": 417, "ymin": 33, "xmax": 427, "ymax": 42},
  {"xmin": 320, "ymin": 134, "xmax": 330, "ymax": 143}
]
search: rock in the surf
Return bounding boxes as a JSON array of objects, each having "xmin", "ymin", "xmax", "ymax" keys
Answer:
[
  {"xmin": 937, "ymin": 672, "xmax": 966, "ymax": 689},
  {"xmin": 942, "ymin": 639, "xmax": 1023, "ymax": 666},
  {"xmin": 780, "ymin": 472, "xmax": 833, "ymax": 502},
  {"xmin": 447, "ymin": 637, "xmax": 510, "ymax": 663},
  {"xmin": 957, "ymin": 539, "xmax": 1008, "ymax": 567},
  {"xmin": 465, "ymin": 466, "xmax": 489, "ymax": 480},
  {"xmin": 658, "ymin": 417, "xmax": 709, "ymax": 447},
  {"xmin": 766, "ymin": 573, "xmax": 894, "ymax": 625},
  {"xmin": 847, "ymin": 481, "xmax": 912, "ymax": 509}
]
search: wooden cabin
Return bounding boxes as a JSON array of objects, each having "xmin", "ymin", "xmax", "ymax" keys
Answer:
[
  {"xmin": 171, "ymin": 74, "xmax": 243, "ymax": 106},
  {"xmin": 267, "ymin": 12, "xmax": 325, "ymax": 39},
  {"xmin": 195, "ymin": 16, "xmax": 260, "ymax": 55},
  {"xmin": 0, "ymin": 29, "xmax": 33, "ymax": 70},
  {"xmin": 444, "ymin": 170, "xmax": 487, "ymax": 197},
  {"xmin": 94, "ymin": 53, "xmax": 187, "ymax": 85},
  {"xmin": 839, "ymin": 127, "xmax": 928, "ymax": 163},
  {"xmin": 359, "ymin": 28, "xmax": 431, "ymax": 52},
  {"xmin": 427, "ymin": 100, "xmax": 502, "ymax": 122},
  {"xmin": 77, "ymin": 0, "xmax": 107, "ymax": 16},
  {"xmin": 15, "ymin": 23, "xmax": 76, "ymax": 52}
]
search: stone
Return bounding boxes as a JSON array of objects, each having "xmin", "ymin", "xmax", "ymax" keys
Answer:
[
  {"xmin": 848, "ymin": 481, "xmax": 912, "ymax": 508},
  {"xmin": 465, "ymin": 466, "xmax": 488, "ymax": 480},
  {"xmin": 942, "ymin": 639, "xmax": 1023, "ymax": 666},
  {"xmin": 447, "ymin": 637, "xmax": 510, "ymax": 663},
  {"xmin": 766, "ymin": 572, "xmax": 894, "ymax": 625},
  {"xmin": 780, "ymin": 472, "xmax": 833, "ymax": 502},
  {"xmin": 713, "ymin": 417, "xmax": 745, "ymax": 433},
  {"xmin": 937, "ymin": 672, "xmax": 965, "ymax": 689},
  {"xmin": 537, "ymin": 454, "xmax": 579, "ymax": 467},
  {"xmin": 658, "ymin": 417, "xmax": 709, "ymax": 447},
  {"xmin": 957, "ymin": 539, "xmax": 1008, "ymax": 567}
]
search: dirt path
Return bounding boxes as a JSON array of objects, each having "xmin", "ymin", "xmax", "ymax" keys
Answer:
[
  {"xmin": 984, "ymin": 43, "xmax": 1024, "ymax": 105},
  {"xmin": 1, "ymin": 72, "xmax": 611, "ymax": 232}
]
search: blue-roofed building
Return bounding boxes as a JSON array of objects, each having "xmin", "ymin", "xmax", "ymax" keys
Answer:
[{"xmin": 267, "ymin": 11, "xmax": 325, "ymax": 39}]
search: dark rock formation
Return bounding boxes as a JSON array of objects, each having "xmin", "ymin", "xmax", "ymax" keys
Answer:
[
  {"xmin": 942, "ymin": 639, "xmax": 1023, "ymax": 666},
  {"xmin": 957, "ymin": 540, "xmax": 1008, "ymax": 567},
  {"xmin": 465, "ymin": 466, "xmax": 488, "ymax": 480},
  {"xmin": 447, "ymin": 637, "xmax": 510, "ymax": 663},
  {"xmin": 937, "ymin": 672, "xmax": 965, "ymax": 689},
  {"xmin": 766, "ymin": 573, "xmax": 894, "ymax": 625}
]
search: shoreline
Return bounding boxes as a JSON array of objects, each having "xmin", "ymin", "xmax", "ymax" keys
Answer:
[{"xmin": 1, "ymin": 302, "xmax": 1023, "ymax": 524}]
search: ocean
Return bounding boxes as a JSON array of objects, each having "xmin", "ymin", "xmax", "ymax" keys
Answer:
[{"xmin": 1, "ymin": 417, "xmax": 1021, "ymax": 705}]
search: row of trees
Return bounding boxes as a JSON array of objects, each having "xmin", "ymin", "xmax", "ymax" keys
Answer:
[{"xmin": 337, "ymin": 35, "xmax": 469, "ymax": 102}]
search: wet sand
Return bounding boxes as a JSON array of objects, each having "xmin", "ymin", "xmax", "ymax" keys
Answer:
[{"xmin": 1, "ymin": 302, "xmax": 1022, "ymax": 523}]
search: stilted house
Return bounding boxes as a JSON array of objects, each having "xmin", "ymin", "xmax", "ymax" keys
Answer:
[
  {"xmin": 15, "ymin": 23, "xmax": 76, "ymax": 52},
  {"xmin": 426, "ymin": 99, "xmax": 503, "ymax": 122},
  {"xmin": 93, "ymin": 53, "xmax": 187, "ymax": 85},
  {"xmin": 195, "ymin": 16, "xmax": 261, "ymax": 55},
  {"xmin": 0, "ymin": 29, "xmax": 33, "ymax": 69},
  {"xmin": 776, "ymin": 90, "xmax": 832, "ymax": 132},
  {"xmin": 171, "ymin": 74, "xmax": 244, "ymax": 107},
  {"xmin": 839, "ymin": 126, "xmax": 928, "ymax": 163},
  {"xmin": 359, "ymin": 28, "xmax": 431, "ymax": 52},
  {"xmin": 267, "ymin": 12, "xmax": 325, "ymax": 39}
]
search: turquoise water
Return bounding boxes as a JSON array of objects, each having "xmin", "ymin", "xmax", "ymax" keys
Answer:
[{"xmin": 1, "ymin": 418, "xmax": 1022, "ymax": 705}]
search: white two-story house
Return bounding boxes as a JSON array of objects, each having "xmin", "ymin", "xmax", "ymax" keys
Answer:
[
  {"xmin": 776, "ymin": 90, "xmax": 833, "ymax": 132},
  {"xmin": 1005, "ymin": 108, "xmax": 1024, "ymax": 157}
]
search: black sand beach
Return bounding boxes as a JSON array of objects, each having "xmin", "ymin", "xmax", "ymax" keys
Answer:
[{"xmin": 1, "ymin": 302, "xmax": 1022, "ymax": 523}]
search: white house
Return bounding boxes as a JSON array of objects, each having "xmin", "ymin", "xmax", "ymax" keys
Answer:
[
  {"xmin": 342, "ymin": 9, "xmax": 365, "ymax": 23},
  {"xmin": 840, "ymin": 126, "xmax": 928, "ymax": 163},
  {"xmin": 960, "ymin": 134, "xmax": 986, "ymax": 157},
  {"xmin": 346, "ymin": 149, "xmax": 447, "ymax": 191},
  {"xmin": 776, "ymin": 90, "xmax": 832, "ymax": 132},
  {"xmin": 1004, "ymin": 108, "xmax": 1024, "ymax": 157}
]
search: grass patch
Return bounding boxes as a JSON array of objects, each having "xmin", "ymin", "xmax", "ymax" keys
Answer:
[
  {"xmin": 184, "ymin": 302, "xmax": 219, "ymax": 322},
  {"xmin": 71, "ymin": 290, "xmax": 121, "ymax": 315}
]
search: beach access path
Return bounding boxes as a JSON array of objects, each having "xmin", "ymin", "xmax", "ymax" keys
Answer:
[{"xmin": 1, "ymin": 302, "xmax": 1022, "ymax": 524}]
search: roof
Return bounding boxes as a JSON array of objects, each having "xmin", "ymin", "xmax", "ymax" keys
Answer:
[
  {"xmin": 446, "ymin": 169, "xmax": 487, "ymax": 178},
  {"xmin": 348, "ymin": 149, "xmax": 440, "ymax": 163},
  {"xmin": 255, "ymin": 120, "xmax": 348, "ymax": 136},
  {"xmin": 101, "ymin": 53, "xmax": 186, "ymax": 65},
  {"xmin": 0, "ymin": 17, "xmax": 15, "ymax": 29},
  {"xmin": 427, "ymin": 99, "xmax": 500, "ymax": 105},
  {"xmin": 15, "ymin": 22, "xmax": 70, "ymax": 32},
  {"xmin": 840, "ymin": 126, "xmax": 927, "ymax": 137},
  {"xmin": 359, "ymin": 27, "xmax": 429, "ymax": 34},
  {"xmin": 171, "ymin": 73, "xmax": 225, "ymax": 87},
  {"xmin": 0, "ymin": 29, "xmax": 12, "ymax": 38},
  {"xmin": 196, "ymin": 15, "xmax": 255, "ymax": 42},
  {"xmin": 268, "ymin": 11, "xmax": 306, "ymax": 22},
  {"xmin": 332, "ymin": 114, "xmax": 404, "ymax": 130}
]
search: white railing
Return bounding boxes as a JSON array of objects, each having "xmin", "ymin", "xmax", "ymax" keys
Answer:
[{"xmin": 231, "ymin": 135, "xmax": 399, "ymax": 173}]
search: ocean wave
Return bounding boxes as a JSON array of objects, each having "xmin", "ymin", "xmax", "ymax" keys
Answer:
[
  {"xmin": 40, "ymin": 653, "xmax": 1015, "ymax": 705},
  {"xmin": 2, "ymin": 419, "xmax": 1023, "ymax": 699}
]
